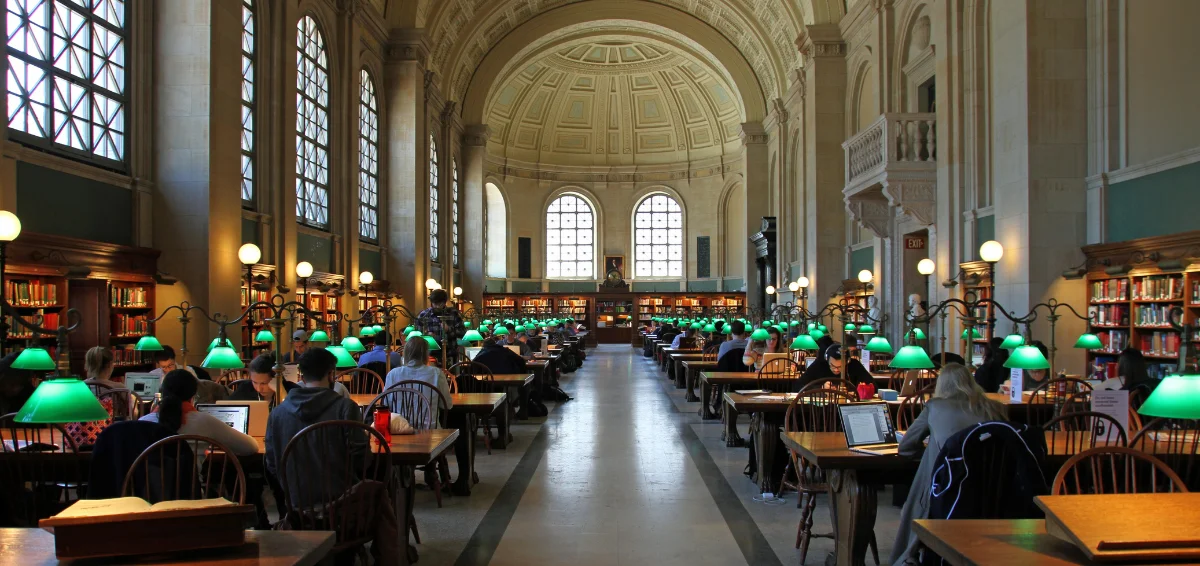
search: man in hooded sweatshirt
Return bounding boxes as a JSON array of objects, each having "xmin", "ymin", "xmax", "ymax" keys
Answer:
[{"xmin": 264, "ymin": 347, "xmax": 367, "ymax": 511}]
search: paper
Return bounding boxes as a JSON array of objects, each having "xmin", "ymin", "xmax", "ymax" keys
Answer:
[
  {"xmin": 54, "ymin": 497, "xmax": 233, "ymax": 519},
  {"xmin": 845, "ymin": 412, "xmax": 884, "ymax": 444},
  {"xmin": 283, "ymin": 364, "xmax": 300, "ymax": 383},
  {"xmin": 734, "ymin": 389, "xmax": 770, "ymax": 395},
  {"xmin": 1090, "ymin": 388, "xmax": 1129, "ymax": 437},
  {"xmin": 861, "ymin": 349, "xmax": 871, "ymax": 369},
  {"xmin": 1009, "ymin": 367, "xmax": 1023, "ymax": 403}
]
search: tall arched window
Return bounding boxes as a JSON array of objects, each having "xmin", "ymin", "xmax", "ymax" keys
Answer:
[
  {"xmin": 485, "ymin": 182, "xmax": 507, "ymax": 278},
  {"xmin": 633, "ymin": 193, "xmax": 683, "ymax": 278},
  {"xmin": 358, "ymin": 69, "xmax": 379, "ymax": 242},
  {"xmin": 546, "ymin": 193, "xmax": 594, "ymax": 279},
  {"xmin": 240, "ymin": 0, "xmax": 255, "ymax": 207},
  {"xmin": 451, "ymin": 159, "xmax": 459, "ymax": 268},
  {"xmin": 7, "ymin": 0, "xmax": 127, "ymax": 164},
  {"xmin": 429, "ymin": 135, "xmax": 439, "ymax": 261},
  {"xmin": 295, "ymin": 15, "xmax": 330, "ymax": 229}
]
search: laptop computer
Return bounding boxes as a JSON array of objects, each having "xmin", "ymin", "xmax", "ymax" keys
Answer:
[
  {"xmin": 464, "ymin": 347, "xmax": 482, "ymax": 361},
  {"xmin": 216, "ymin": 400, "xmax": 268, "ymax": 436},
  {"xmin": 505, "ymin": 345, "xmax": 521, "ymax": 356},
  {"xmin": 125, "ymin": 373, "xmax": 161, "ymax": 401},
  {"xmin": 196, "ymin": 404, "xmax": 251, "ymax": 435},
  {"xmin": 762, "ymin": 352, "xmax": 789, "ymax": 367},
  {"xmin": 838, "ymin": 403, "xmax": 902, "ymax": 456}
]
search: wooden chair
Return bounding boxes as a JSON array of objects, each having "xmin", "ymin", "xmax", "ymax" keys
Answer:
[
  {"xmin": 443, "ymin": 369, "xmax": 459, "ymax": 394},
  {"xmin": 1027, "ymin": 378, "xmax": 1094, "ymax": 427},
  {"xmin": 1052, "ymin": 446, "xmax": 1188, "ymax": 495},
  {"xmin": 1041, "ymin": 411, "xmax": 1127, "ymax": 456},
  {"xmin": 756, "ymin": 357, "xmax": 803, "ymax": 392},
  {"xmin": 367, "ymin": 384, "xmax": 451, "ymax": 511},
  {"xmin": 278, "ymin": 420, "xmax": 392, "ymax": 562},
  {"xmin": 895, "ymin": 384, "xmax": 935, "ymax": 431},
  {"xmin": 217, "ymin": 369, "xmax": 249, "ymax": 387},
  {"xmin": 448, "ymin": 361, "xmax": 496, "ymax": 454},
  {"xmin": 887, "ymin": 369, "xmax": 937, "ymax": 393},
  {"xmin": 1129, "ymin": 418, "xmax": 1200, "ymax": 491},
  {"xmin": 0, "ymin": 414, "xmax": 81, "ymax": 526},
  {"xmin": 336, "ymin": 367, "xmax": 385, "ymax": 396},
  {"xmin": 122, "ymin": 435, "xmax": 246, "ymax": 504},
  {"xmin": 798, "ymin": 378, "xmax": 860, "ymax": 398}
]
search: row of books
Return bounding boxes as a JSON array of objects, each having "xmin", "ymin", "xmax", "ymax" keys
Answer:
[
  {"xmin": 240, "ymin": 288, "xmax": 270, "ymax": 308},
  {"xmin": 1133, "ymin": 304, "xmax": 1179, "ymax": 327},
  {"xmin": 111, "ymin": 345, "xmax": 150, "ymax": 367},
  {"xmin": 110, "ymin": 286, "xmax": 150, "ymax": 308},
  {"xmin": 4, "ymin": 311, "xmax": 60, "ymax": 338},
  {"xmin": 1090, "ymin": 279, "xmax": 1129, "ymax": 302},
  {"xmin": 1147, "ymin": 363, "xmax": 1179, "ymax": 380},
  {"xmin": 1138, "ymin": 331, "xmax": 1181, "ymax": 358},
  {"xmin": 1088, "ymin": 305, "xmax": 1128, "ymax": 326},
  {"xmin": 1194, "ymin": 281, "xmax": 1200, "ymax": 304},
  {"xmin": 6, "ymin": 280, "xmax": 59, "ymax": 307},
  {"xmin": 112, "ymin": 314, "xmax": 152, "ymax": 337},
  {"xmin": 1090, "ymin": 330, "xmax": 1128, "ymax": 354},
  {"xmin": 1132, "ymin": 275, "xmax": 1184, "ymax": 301}
]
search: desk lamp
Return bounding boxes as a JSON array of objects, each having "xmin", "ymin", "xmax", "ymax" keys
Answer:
[{"xmin": 1137, "ymin": 374, "xmax": 1200, "ymax": 419}]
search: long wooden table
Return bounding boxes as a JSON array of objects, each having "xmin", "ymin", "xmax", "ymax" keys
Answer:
[
  {"xmin": 681, "ymin": 360, "xmax": 718, "ymax": 401},
  {"xmin": 446, "ymin": 392, "xmax": 507, "ymax": 494},
  {"xmin": 1, "ymin": 528, "xmax": 336, "ymax": 565},
  {"xmin": 914, "ymin": 519, "xmax": 1092, "ymax": 565},
  {"xmin": 668, "ymin": 353, "xmax": 708, "ymax": 388},
  {"xmin": 699, "ymin": 372, "xmax": 758, "ymax": 442}
]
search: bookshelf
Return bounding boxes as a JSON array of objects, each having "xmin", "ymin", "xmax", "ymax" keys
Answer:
[
  {"xmin": 595, "ymin": 295, "xmax": 634, "ymax": 343},
  {"xmin": 557, "ymin": 297, "xmax": 592, "ymax": 329},
  {"xmin": 958, "ymin": 261, "xmax": 993, "ymax": 364}
]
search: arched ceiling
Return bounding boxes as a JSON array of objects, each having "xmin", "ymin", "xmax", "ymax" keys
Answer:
[{"xmin": 485, "ymin": 37, "xmax": 744, "ymax": 166}]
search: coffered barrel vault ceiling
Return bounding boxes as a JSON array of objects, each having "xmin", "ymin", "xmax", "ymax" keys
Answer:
[{"xmin": 486, "ymin": 39, "xmax": 743, "ymax": 166}]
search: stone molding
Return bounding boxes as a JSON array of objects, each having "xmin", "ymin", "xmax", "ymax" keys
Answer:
[
  {"xmin": 464, "ymin": 125, "xmax": 491, "ymax": 147},
  {"xmin": 845, "ymin": 190, "xmax": 893, "ymax": 239},
  {"xmin": 798, "ymin": 24, "xmax": 846, "ymax": 66},
  {"xmin": 386, "ymin": 29, "xmax": 430, "ymax": 66},
  {"xmin": 485, "ymin": 158, "xmax": 741, "ymax": 182},
  {"xmin": 739, "ymin": 122, "xmax": 768, "ymax": 145},
  {"xmin": 882, "ymin": 180, "xmax": 935, "ymax": 226}
]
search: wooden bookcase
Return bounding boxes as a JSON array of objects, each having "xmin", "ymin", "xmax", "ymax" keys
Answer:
[{"xmin": 958, "ymin": 260, "xmax": 993, "ymax": 363}]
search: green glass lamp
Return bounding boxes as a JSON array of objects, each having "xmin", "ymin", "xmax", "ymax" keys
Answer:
[
  {"xmin": 422, "ymin": 335, "xmax": 441, "ymax": 350},
  {"xmin": 12, "ymin": 347, "xmax": 57, "ymax": 371},
  {"xmin": 464, "ymin": 329, "xmax": 484, "ymax": 342},
  {"xmin": 844, "ymin": 323, "xmax": 857, "ymax": 332},
  {"xmin": 789, "ymin": 321, "xmax": 800, "ymax": 327},
  {"xmin": 721, "ymin": 326, "xmax": 732, "ymax": 335},
  {"xmin": 406, "ymin": 330, "xmax": 423, "ymax": 339},
  {"xmin": 690, "ymin": 322, "xmax": 702, "ymax": 330},
  {"xmin": 1138, "ymin": 374, "xmax": 1200, "ymax": 419},
  {"xmin": 134, "ymin": 335, "xmax": 164, "ymax": 351},
  {"xmin": 961, "ymin": 327, "xmax": 982, "ymax": 340},
  {"xmin": 1004, "ymin": 345, "xmax": 1050, "ymax": 370},
  {"xmin": 479, "ymin": 325, "xmax": 491, "ymax": 334},
  {"xmin": 463, "ymin": 321, "xmax": 472, "ymax": 328},
  {"xmin": 904, "ymin": 328, "xmax": 927, "ymax": 341},
  {"xmin": 865, "ymin": 336, "xmax": 894, "ymax": 354},
  {"xmin": 703, "ymin": 323, "xmax": 716, "ymax": 333},
  {"xmin": 493, "ymin": 326, "xmax": 510, "ymax": 336},
  {"xmin": 1074, "ymin": 333, "xmax": 1103, "ymax": 350},
  {"xmin": 308, "ymin": 329, "xmax": 330, "ymax": 344},
  {"xmin": 206, "ymin": 337, "xmax": 233, "ymax": 353},
  {"xmin": 858, "ymin": 324, "xmax": 875, "ymax": 335},
  {"xmin": 808, "ymin": 322, "xmax": 817, "ymax": 331},
  {"xmin": 483, "ymin": 319, "xmax": 493, "ymax": 326},
  {"xmin": 890, "ymin": 345, "xmax": 935, "ymax": 369},
  {"xmin": 817, "ymin": 324, "xmax": 828, "ymax": 332},
  {"xmin": 14, "ymin": 378, "xmax": 110, "ymax": 423},
  {"xmin": 749, "ymin": 328, "xmax": 770, "ymax": 341},
  {"xmin": 326, "ymin": 345, "xmax": 357, "ymax": 369},
  {"xmin": 340, "ymin": 335, "xmax": 366, "ymax": 353},
  {"xmin": 201, "ymin": 346, "xmax": 244, "ymax": 369},
  {"xmin": 359, "ymin": 326, "xmax": 376, "ymax": 338},
  {"xmin": 515, "ymin": 325, "xmax": 527, "ymax": 333},
  {"xmin": 371, "ymin": 324, "xmax": 383, "ymax": 333},
  {"xmin": 402, "ymin": 325, "xmax": 416, "ymax": 336},
  {"xmin": 254, "ymin": 329, "xmax": 275, "ymax": 343},
  {"xmin": 809, "ymin": 329, "xmax": 825, "ymax": 341},
  {"xmin": 790, "ymin": 334, "xmax": 819, "ymax": 350},
  {"xmin": 1000, "ymin": 333, "xmax": 1025, "ymax": 349}
]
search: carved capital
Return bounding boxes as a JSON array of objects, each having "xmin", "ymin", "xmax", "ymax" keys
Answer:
[
  {"xmin": 846, "ymin": 193, "xmax": 893, "ymax": 239},
  {"xmin": 739, "ymin": 122, "xmax": 768, "ymax": 145},
  {"xmin": 798, "ymin": 24, "xmax": 846, "ymax": 66},
  {"xmin": 464, "ymin": 124, "xmax": 491, "ymax": 147},
  {"xmin": 764, "ymin": 98, "xmax": 789, "ymax": 131},
  {"xmin": 386, "ymin": 29, "xmax": 430, "ymax": 67},
  {"xmin": 882, "ymin": 181, "xmax": 935, "ymax": 226}
]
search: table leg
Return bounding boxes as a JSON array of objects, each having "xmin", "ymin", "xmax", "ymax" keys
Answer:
[
  {"xmin": 674, "ymin": 360, "xmax": 686, "ymax": 388},
  {"xmin": 451, "ymin": 412, "xmax": 474, "ymax": 495},
  {"xmin": 755, "ymin": 418, "xmax": 779, "ymax": 493},
  {"xmin": 685, "ymin": 368, "xmax": 699, "ymax": 402},
  {"xmin": 826, "ymin": 469, "xmax": 878, "ymax": 566},
  {"xmin": 723, "ymin": 397, "xmax": 744, "ymax": 447},
  {"xmin": 519, "ymin": 383, "xmax": 531, "ymax": 419},
  {"xmin": 397, "ymin": 465, "xmax": 418, "ymax": 564},
  {"xmin": 495, "ymin": 398, "xmax": 512, "ymax": 448},
  {"xmin": 700, "ymin": 380, "xmax": 716, "ymax": 419}
]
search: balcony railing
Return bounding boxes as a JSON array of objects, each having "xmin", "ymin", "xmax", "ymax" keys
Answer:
[{"xmin": 842, "ymin": 113, "xmax": 936, "ymax": 196}]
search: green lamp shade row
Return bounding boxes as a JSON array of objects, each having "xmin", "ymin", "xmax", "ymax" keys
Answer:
[
  {"xmin": 1138, "ymin": 374, "xmax": 1200, "ymax": 419},
  {"xmin": 1074, "ymin": 333, "xmax": 1103, "ymax": 350},
  {"xmin": 961, "ymin": 327, "xmax": 982, "ymax": 340},
  {"xmin": 254, "ymin": 329, "xmax": 275, "ymax": 343},
  {"xmin": 463, "ymin": 330, "xmax": 484, "ymax": 342},
  {"xmin": 858, "ymin": 324, "xmax": 875, "ymax": 335},
  {"xmin": 844, "ymin": 323, "xmax": 857, "ymax": 332},
  {"xmin": 790, "ymin": 334, "xmax": 819, "ymax": 350},
  {"xmin": 493, "ymin": 327, "xmax": 510, "ymax": 336},
  {"xmin": 359, "ymin": 327, "xmax": 377, "ymax": 338},
  {"xmin": 809, "ymin": 329, "xmax": 825, "ymax": 340},
  {"xmin": 890, "ymin": 345, "xmax": 935, "ymax": 369},
  {"xmin": 340, "ymin": 336, "xmax": 366, "ymax": 353},
  {"xmin": 865, "ymin": 336, "xmax": 894, "ymax": 354},
  {"xmin": 308, "ymin": 330, "xmax": 330, "ymax": 343},
  {"xmin": 12, "ymin": 347, "xmax": 57, "ymax": 371},
  {"xmin": 1003, "ymin": 345, "xmax": 1050, "ymax": 370},
  {"xmin": 207, "ymin": 337, "xmax": 233, "ymax": 353},
  {"xmin": 1000, "ymin": 334, "xmax": 1025, "ymax": 349},
  {"xmin": 134, "ymin": 335, "xmax": 164, "ymax": 351},
  {"xmin": 14, "ymin": 378, "xmax": 110, "ymax": 423},
  {"xmin": 422, "ymin": 335, "xmax": 441, "ymax": 350},
  {"xmin": 703, "ymin": 323, "xmax": 716, "ymax": 333},
  {"xmin": 326, "ymin": 345, "xmax": 357, "ymax": 368},
  {"xmin": 904, "ymin": 328, "xmax": 927, "ymax": 341},
  {"xmin": 201, "ymin": 346, "xmax": 245, "ymax": 370}
]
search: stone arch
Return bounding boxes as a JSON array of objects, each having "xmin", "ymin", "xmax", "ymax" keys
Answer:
[
  {"xmin": 484, "ymin": 177, "xmax": 509, "ymax": 278},
  {"xmin": 894, "ymin": 2, "xmax": 935, "ymax": 111},
  {"xmin": 717, "ymin": 176, "xmax": 746, "ymax": 280},
  {"xmin": 848, "ymin": 60, "xmax": 879, "ymax": 134}
]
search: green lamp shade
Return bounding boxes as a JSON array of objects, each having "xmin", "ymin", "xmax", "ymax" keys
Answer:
[
  {"xmin": 402, "ymin": 326, "xmax": 416, "ymax": 335},
  {"xmin": 808, "ymin": 322, "xmax": 817, "ymax": 330},
  {"xmin": 904, "ymin": 328, "xmax": 927, "ymax": 341},
  {"xmin": 12, "ymin": 347, "xmax": 57, "ymax": 371},
  {"xmin": 1074, "ymin": 333, "xmax": 1103, "ymax": 349},
  {"xmin": 14, "ymin": 378, "xmax": 110, "ymax": 423},
  {"xmin": 844, "ymin": 323, "xmax": 857, "ymax": 332},
  {"xmin": 690, "ymin": 322, "xmax": 702, "ymax": 330},
  {"xmin": 961, "ymin": 327, "xmax": 982, "ymax": 340},
  {"xmin": 817, "ymin": 324, "xmax": 828, "ymax": 332},
  {"xmin": 134, "ymin": 335, "xmax": 164, "ymax": 351},
  {"xmin": 1004, "ymin": 345, "xmax": 1050, "ymax": 370},
  {"xmin": 206, "ymin": 337, "xmax": 233, "ymax": 353},
  {"xmin": 890, "ymin": 345, "xmax": 935, "ymax": 369},
  {"xmin": 790, "ymin": 334, "xmax": 819, "ymax": 350},
  {"xmin": 790, "ymin": 321, "xmax": 800, "ymax": 327},
  {"xmin": 359, "ymin": 326, "xmax": 377, "ymax": 338},
  {"xmin": 326, "ymin": 345, "xmax": 357, "ymax": 368},
  {"xmin": 703, "ymin": 323, "xmax": 716, "ymax": 333},
  {"xmin": 858, "ymin": 324, "xmax": 875, "ymax": 335},
  {"xmin": 422, "ymin": 335, "xmax": 441, "ymax": 350},
  {"xmin": 493, "ymin": 326, "xmax": 510, "ymax": 336},
  {"xmin": 809, "ymin": 329, "xmax": 825, "ymax": 340},
  {"xmin": 1138, "ymin": 374, "xmax": 1200, "ymax": 419},
  {"xmin": 254, "ymin": 329, "xmax": 275, "ymax": 343},
  {"xmin": 464, "ymin": 330, "xmax": 484, "ymax": 342},
  {"xmin": 721, "ymin": 326, "xmax": 732, "ymax": 335},
  {"xmin": 1000, "ymin": 333, "xmax": 1025, "ymax": 349},
  {"xmin": 371, "ymin": 325, "xmax": 383, "ymax": 333},
  {"xmin": 479, "ymin": 325, "xmax": 491, "ymax": 334},
  {"xmin": 201, "ymin": 346, "xmax": 244, "ymax": 370},
  {"xmin": 308, "ymin": 330, "xmax": 330, "ymax": 343},
  {"xmin": 749, "ymin": 328, "xmax": 770, "ymax": 341},
  {"xmin": 483, "ymin": 319, "xmax": 493, "ymax": 325},
  {"xmin": 340, "ymin": 336, "xmax": 366, "ymax": 353},
  {"xmin": 463, "ymin": 321, "xmax": 472, "ymax": 328},
  {"xmin": 865, "ymin": 336, "xmax": 894, "ymax": 354},
  {"xmin": 515, "ymin": 325, "xmax": 527, "ymax": 332},
  {"xmin": 406, "ymin": 330, "xmax": 423, "ymax": 339}
]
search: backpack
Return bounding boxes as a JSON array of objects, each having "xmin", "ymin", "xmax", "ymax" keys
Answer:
[
  {"xmin": 927, "ymin": 421, "xmax": 1048, "ymax": 522},
  {"xmin": 526, "ymin": 398, "xmax": 549, "ymax": 418}
]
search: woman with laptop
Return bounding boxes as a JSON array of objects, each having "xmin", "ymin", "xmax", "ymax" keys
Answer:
[
  {"xmin": 742, "ymin": 326, "xmax": 784, "ymax": 370},
  {"xmin": 891, "ymin": 363, "xmax": 1007, "ymax": 566},
  {"xmin": 139, "ymin": 370, "xmax": 259, "ymax": 456}
]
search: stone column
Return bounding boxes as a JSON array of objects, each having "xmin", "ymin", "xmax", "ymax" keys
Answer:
[
  {"xmin": 338, "ymin": 3, "xmax": 363, "ymax": 320},
  {"xmin": 763, "ymin": 100, "xmax": 790, "ymax": 292},
  {"xmin": 800, "ymin": 24, "xmax": 848, "ymax": 305},
  {"xmin": 462, "ymin": 125, "xmax": 489, "ymax": 305},
  {"xmin": 739, "ymin": 122, "xmax": 769, "ymax": 310}
]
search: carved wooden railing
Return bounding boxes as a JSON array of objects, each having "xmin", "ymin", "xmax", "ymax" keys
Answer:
[{"xmin": 842, "ymin": 112, "xmax": 937, "ymax": 192}]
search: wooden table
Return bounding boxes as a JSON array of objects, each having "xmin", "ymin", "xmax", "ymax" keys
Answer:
[
  {"xmin": 669, "ymin": 353, "xmax": 708, "ymax": 388},
  {"xmin": 0, "ymin": 528, "xmax": 336, "ymax": 565},
  {"xmin": 485, "ymin": 373, "xmax": 535, "ymax": 423},
  {"xmin": 659, "ymin": 347, "xmax": 700, "ymax": 371},
  {"xmin": 914, "ymin": 519, "xmax": 1094, "ymax": 565},
  {"xmin": 699, "ymin": 371, "xmax": 758, "ymax": 434},
  {"xmin": 448, "ymin": 392, "xmax": 507, "ymax": 494},
  {"xmin": 724, "ymin": 392, "xmax": 796, "ymax": 492},
  {"xmin": 681, "ymin": 360, "xmax": 718, "ymax": 401}
]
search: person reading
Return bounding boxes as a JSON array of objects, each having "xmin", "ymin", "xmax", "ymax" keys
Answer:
[
  {"xmin": 230, "ymin": 353, "xmax": 297, "ymax": 406},
  {"xmin": 796, "ymin": 342, "xmax": 873, "ymax": 390},
  {"xmin": 139, "ymin": 370, "xmax": 258, "ymax": 456}
]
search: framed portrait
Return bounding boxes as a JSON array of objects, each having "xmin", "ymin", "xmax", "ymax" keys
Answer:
[{"xmin": 604, "ymin": 255, "xmax": 625, "ymax": 278}]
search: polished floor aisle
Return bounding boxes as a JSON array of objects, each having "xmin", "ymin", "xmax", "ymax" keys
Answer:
[{"xmin": 413, "ymin": 345, "xmax": 902, "ymax": 565}]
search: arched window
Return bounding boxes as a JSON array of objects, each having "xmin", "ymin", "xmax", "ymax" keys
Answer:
[
  {"xmin": 485, "ymin": 182, "xmax": 506, "ymax": 278},
  {"xmin": 633, "ymin": 193, "xmax": 683, "ymax": 278},
  {"xmin": 7, "ymin": 0, "xmax": 128, "ymax": 164},
  {"xmin": 358, "ymin": 69, "xmax": 379, "ymax": 242},
  {"xmin": 546, "ymin": 193, "xmax": 594, "ymax": 279},
  {"xmin": 429, "ymin": 135, "xmax": 439, "ymax": 261},
  {"xmin": 451, "ymin": 159, "xmax": 459, "ymax": 268},
  {"xmin": 295, "ymin": 15, "xmax": 330, "ymax": 229},
  {"xmin": 240, "ymin": 0, "xmax": 255, "ymax": 207}
]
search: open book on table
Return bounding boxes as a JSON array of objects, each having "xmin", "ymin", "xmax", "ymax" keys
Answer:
[{"xmin": 52, "ymin": 497, "xmax": 234, "ymax": 520}]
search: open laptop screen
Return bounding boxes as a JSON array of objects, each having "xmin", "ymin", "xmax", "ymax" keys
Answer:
[
  {"xmin": 838, "ymin": 403, "xmax": 897, "ymax": 447},
  {"xmin": 124, "ymin": 373, "xmax": 160, "ymax": 401},
  {"xmin": 196, "ymin": 404, "xmax": 250, "ymax": 435}
]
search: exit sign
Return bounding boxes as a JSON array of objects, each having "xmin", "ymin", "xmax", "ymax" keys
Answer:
[{"xmin": 905, "ymin": 236, "xmax": 926, "ymax": 250}]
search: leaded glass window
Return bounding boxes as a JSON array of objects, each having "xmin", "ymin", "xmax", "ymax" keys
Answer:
[
  {"xmin": 429, "ymin": 135, "xmax": 439, "ymax": 261},
  {"xmin": 451, "ymin": 159, "xmax": 459, "ymax": 268},
  {"xmin": 240, "ymin": 0, "xmax": 254, "ymax": 206},
  {"xmin": 546, "ymin": 193, "xmax": 594, "ymax": 279},
  {"xmin": 634, "ymin": 193, "xmax": 683, "ymax": 278},
  {"xmin": 358, "ymin": 69, "xmax": 378, "ymax": 242},
  {"xmin": 295, "ymin": 15, "xmax": 329, "ymax": 228}
]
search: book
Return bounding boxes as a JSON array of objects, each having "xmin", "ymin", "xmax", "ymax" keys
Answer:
[{"xmin": 53, "ymin": 497, "xmax": 234, "ymax": 520}]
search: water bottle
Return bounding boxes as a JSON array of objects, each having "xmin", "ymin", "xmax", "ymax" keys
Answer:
[{"xmin": 373, "ymin": 405, "xmax": 392, "ymax": 446}]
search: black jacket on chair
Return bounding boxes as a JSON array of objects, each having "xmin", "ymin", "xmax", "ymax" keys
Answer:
[
  {"xmin": 87, "ymin": 420, "xmax": 179, "ymax": 499},
  {"xmin": 472, "ymin": 343, "xmax": 527, "ymax": 375},
  {"xmin": 716, "ymin": 348, "xmax": 749, "ymax": 372},
  {"xmin": 926, "ymin": 421, "xmax": 1048, "ymax": 522}
]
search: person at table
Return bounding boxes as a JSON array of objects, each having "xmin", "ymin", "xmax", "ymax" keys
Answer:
[
  {"xmin": 140, "ymin": 370, "xmax": 258, "ymax": 455},
  {"xmin": 1099, "ymin": 347, "xmax": 1157, "ymax": 394},
  {"xmin": 281, "ymin": 330, "xmax": 309, "ymax": 364},
  {"xmin": 973, "ymin": 337, "xmax": 1009, "ymax": 393},
  {"xmin": 670, "ymin": 325, "xmax": 697, "ymax": 349},
  {"xmin": 500, "ymin": 323, "xmax": 533, "ymax": 359},
  {"xmin": 83, "ymin": 346, "xmax": 132, "ymax": 418},
  {"xmin": 473, "ymin": 337, "xmax": 528, "ymax": 375},
  {"xmin": 795, "ymin": 342, "xmax": 872, "ymax": 390},
  {"xmin": 743, "ymin": 327, "xmax": 784, "ymax": 370},
  {"xmin": 230, "ymin": 353, "xmax": 298, "ymax": 406},
  {"xmin": 385, "ymin": 337, "xmax": 453, "ymax": 416},
  {"xmin": 418, "ymin": 288, "xmax": 466, "ymax": 364},
  {"xmin": 1021, "ymin": 341, "xmax": 1051, "ymax": 391},
  {"xmin": 358, "ymin": 331, "xmax": 403, "ymax": 369},
  {"xmin": 891, "ymin": 362, "xmax": 1007, "ymax": 566},
  {"xmin": 716, "ymin": 320, "xmax": 749, "ymax": 361},
  {"xmin": 149, "ymin": 345, "xmax": 197, "ymax": 379}
]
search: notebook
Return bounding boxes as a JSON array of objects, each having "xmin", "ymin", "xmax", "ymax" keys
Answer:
[
  {"xmin": 216, "ymin": 400, "xmax": 267, "ymax": 436},
  {"xmin": 839, "ymin": 403, "xmax": 900, "ymax": 455},
  {"xmin": 125, "ymin": 373, "xmax": 161, "ymax": 401},
  {"xmin": 196, "ymin": 404, "xmax": 250, "ymax": 436}
]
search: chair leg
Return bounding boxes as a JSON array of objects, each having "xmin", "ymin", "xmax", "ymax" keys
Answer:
[
  {"xmin": 481, "ymin": 418, "xmax": 493, "ymax": 455},
  {"xmin": 430, "ymin": 468, "xmax": 443, "ymax": 509},
  {"xmin": 795, "ymin": 491, "xmax": 811, "ymax": 550},
  {"xmin": 798, "ymin": 491, "xmax": 818, "ymax": 563},
  {"xmin": 409, "ymin": 514, "xmax": 421, "ymax": 544},
  {"xmin": 869, "ymin": 531, "xmax": 881, "ymax": 566}
]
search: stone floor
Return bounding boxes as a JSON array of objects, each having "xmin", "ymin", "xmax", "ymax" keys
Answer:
[{"xmin": 411, "ymin": 345, "xmax": 904, "ymax": 565}]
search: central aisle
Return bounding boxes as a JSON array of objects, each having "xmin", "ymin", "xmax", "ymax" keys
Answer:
[{"xmin": 483, "ymin": 345, "xmax": 764, "ymax": 565}]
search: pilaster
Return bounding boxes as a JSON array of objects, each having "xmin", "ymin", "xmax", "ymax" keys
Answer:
[
  {"xmin": 462, "ymin": 124, "xmax": 489, "ymax": 306},
  {"xmin": 739, "ymin": 122, "xmax": 769, "ymax": 310},
  {"xmin": 382, "ymin": 29, "xmax": 429, "ymax": 311}
]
